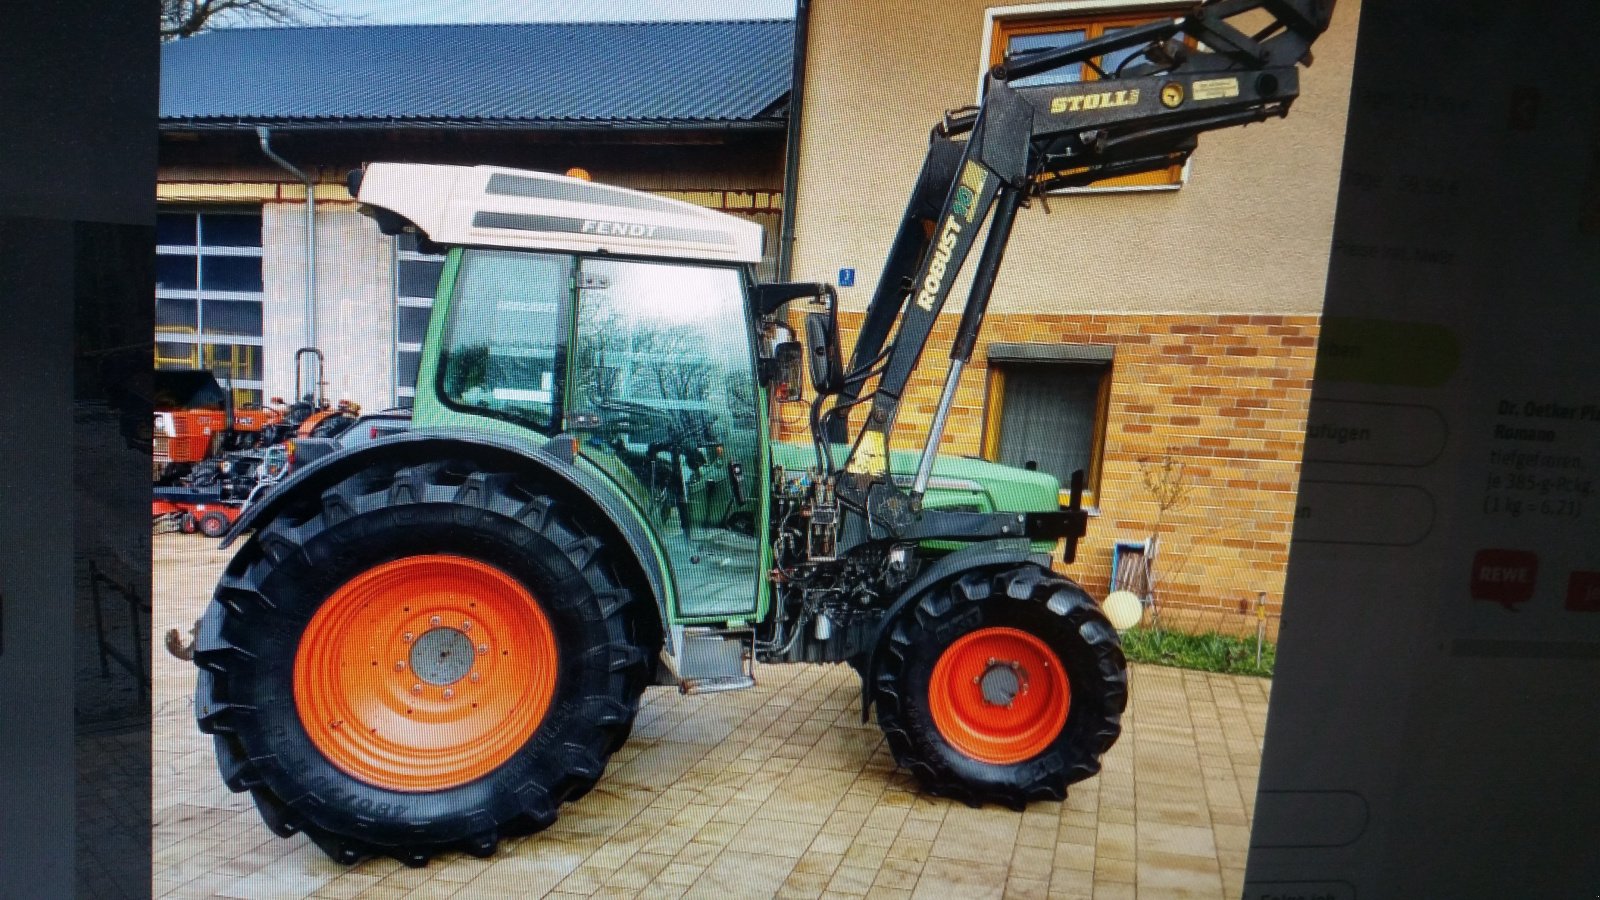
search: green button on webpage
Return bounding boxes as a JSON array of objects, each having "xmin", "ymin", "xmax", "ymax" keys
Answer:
[{"xmin": 1314, "ymin": 316, "xmax": 1461, "ymax": 387}]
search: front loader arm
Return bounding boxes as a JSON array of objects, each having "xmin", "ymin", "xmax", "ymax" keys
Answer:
[{"xmin": 830, "ymin": 0, "xmax": 1334, "ymax": 546}]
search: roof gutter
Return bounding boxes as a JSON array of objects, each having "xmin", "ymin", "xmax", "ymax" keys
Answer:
[
  {"xmin": 256, "ymin": 126, "xmax": 316, "ymax": 392},
  {"xmin": 777, "ymin": 0, "xmax": 810, "ymax": 281}
]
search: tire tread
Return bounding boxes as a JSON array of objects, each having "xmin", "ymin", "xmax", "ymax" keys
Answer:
[
  {"xmin": 873, "ymin": 563, "xmax": 1127, "ymax": 808},
  {"xmin": 193, "ymin": 456, "xmax": 656, "ymax": 866}
]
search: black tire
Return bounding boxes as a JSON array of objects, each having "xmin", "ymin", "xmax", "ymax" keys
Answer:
[
  {"xmin": 179, "ymin": 513, "xmax": 198, "ymax": 535},
  {"xmin": 192, "ymin": 458, "xmax": 657, "ymax": 866},
  {"xmin": 196, "ymin": 510, "xmax": 231, "ymax": 538},
  {"xmin": 873, "ymin": 563, "xmax": 1127, "ymax": 809}
]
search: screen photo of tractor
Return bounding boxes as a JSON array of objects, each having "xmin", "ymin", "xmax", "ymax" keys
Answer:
[{"xmin": 151, "ymin": 1, "xmax": 1350, "ymax": 894}]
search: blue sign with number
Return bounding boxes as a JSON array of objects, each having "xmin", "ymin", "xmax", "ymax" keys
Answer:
[{"xmin": 838, "ymin": 268, "xmax": 855, "ymax": 287}]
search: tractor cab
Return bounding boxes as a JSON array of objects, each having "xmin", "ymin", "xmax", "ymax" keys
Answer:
[{"xmin": 353, "ymin": 163, "xmax": 779, "ymax": 619}]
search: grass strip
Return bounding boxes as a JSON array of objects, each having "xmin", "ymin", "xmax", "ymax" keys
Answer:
[{"xmin": 1119, "ymin": 626, "xmax": 1275, "ymax": 677}]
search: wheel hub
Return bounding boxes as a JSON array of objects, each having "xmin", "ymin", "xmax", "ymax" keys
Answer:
[
  {"xmin": 409, "ymin": 627, "xmax": 475, "ymax": 686},
  {"xmin": 978, "ymin": 661, "xmax": 1024, "ymax": 707}
]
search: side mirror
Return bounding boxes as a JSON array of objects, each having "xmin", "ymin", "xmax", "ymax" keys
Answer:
[
  {"xmin": 754, "ymin": 280, "xmax": 841, "ymax": 395},
  {"xmin": 805, "ymin": 312, "xmax": 843, "ymax": 396}
]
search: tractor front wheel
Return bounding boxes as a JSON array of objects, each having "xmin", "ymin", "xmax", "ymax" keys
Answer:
[
  {"xmin": 192, "ymin": 459, "xmax": 655, "ymax": 866},
  {"xmin": 873, "ymin": 563, "xmax": 1127, "ymax": 808}
]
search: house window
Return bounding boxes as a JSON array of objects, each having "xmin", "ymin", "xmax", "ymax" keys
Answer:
[
  {"xmin": 985, "ymin": 2, "xmax": 1190, "ymax": 190},
  {"xmin": 983, "ymin": 344, "xmax": 1112, "ymax": 506},
  {"xmin": 154, "ymin": 208, "xmax": 265, "ymax": 407},
  {"xmin": 394, "ymin": 233, "xmax": 447, "ymax": 408}
]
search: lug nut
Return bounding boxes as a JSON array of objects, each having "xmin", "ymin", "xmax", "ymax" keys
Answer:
[
  {"xmin": 402, "ymin": 632, "xmax": 415, "ymax": 643},
  {"xmin": 443, "ymin": 688, "xmax": 455, "ymax": 700},
  {"xmin": 461, "ymin": 620, "xmax": 472, "ymax": 631},
  {"xmin": 394, "ymin": 661, "xmax": 406, "ymax": 671},
  {"xmin": 430, "ymin": 615, "xmax": 442, "ymax": 626},
  {"xmin": 410, "ymin": 683, "xmax": 422, "ymax": 695},
  {"xmin": 470, "ymin": 672, "xmax": 481, "ymax": 683},
  {"xmin": 477, "ymin": 643, "xmax": 489, "ymax": 655}
]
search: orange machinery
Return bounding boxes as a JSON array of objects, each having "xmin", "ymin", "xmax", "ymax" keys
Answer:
[{"xmin": 151, "ymin": 369, "xmax": 230, "ymax": 483}]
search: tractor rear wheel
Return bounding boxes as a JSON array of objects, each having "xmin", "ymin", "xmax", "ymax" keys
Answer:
[
  {"xmin": 192, "ymin": 459, "xmax": 656, "ymax": 866},
  {"xmin": 873, "ymin": 563, "xmax": 1126, "ymax": 808}
]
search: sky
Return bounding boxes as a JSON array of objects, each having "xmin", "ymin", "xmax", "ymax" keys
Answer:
[{"xmin": 215, "ymin": 0, "xmax": 795, "ymax": 27}]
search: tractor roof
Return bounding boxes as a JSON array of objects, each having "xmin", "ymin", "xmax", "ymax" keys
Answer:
[{"xmin": 354, "ymin": 163, "xmax": 765, "ymax": 264}]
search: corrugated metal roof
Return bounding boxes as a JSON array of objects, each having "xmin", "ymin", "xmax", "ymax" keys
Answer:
[{"xmin": 160, "ymin": 20, "xmax": 792, "ymax": 129}]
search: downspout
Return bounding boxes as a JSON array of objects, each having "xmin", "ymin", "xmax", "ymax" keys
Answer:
[
  {"xmin": 256, "ymin": 127, "xmax": 316, "ymax": 396},
  {"xmin": 776, "ymin": 0, "xmax": 811, "ymax": 281}
]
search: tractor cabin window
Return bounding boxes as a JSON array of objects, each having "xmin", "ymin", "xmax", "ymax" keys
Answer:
[
  {"xmin": 154, "ymin": 207, "xmax": 266, "ymax": 407},
  {"xmin": 438, "ymin": 249, "xmax": 573, "ymax": 433},
  {"xmin": 394, "ymin": 232, "xmax": 447, "ymax": 408},
  {"xmin": 983, "ymin": 345, "xmax": 1112, "ymax": 508},
  {"xmin": 986, "ymin": 4, "xmax": 1190, "ymax": 190}
]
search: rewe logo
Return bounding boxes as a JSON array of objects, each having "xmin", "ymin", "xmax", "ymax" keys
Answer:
[{"xmin": 1470, "ymin": 548, "xmax": 1538, "ymax": 610}]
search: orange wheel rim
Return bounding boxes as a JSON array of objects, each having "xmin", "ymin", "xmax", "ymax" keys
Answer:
[
  {"xmin": 928, "ymin": 627, "xmax": 1070, "ymax": 765},
  {"xmin": 294, "ymin": 555, "xmax": 558, "ymax": 792}
]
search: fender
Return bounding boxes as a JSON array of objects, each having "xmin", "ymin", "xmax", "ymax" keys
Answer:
[
  {"xmin": 223, "ymin": 429, "xmax": 675, "ymax": 651},
  {"xmin": 858, "ymin": 538, "xmax": 1054, "ymax": 722}
]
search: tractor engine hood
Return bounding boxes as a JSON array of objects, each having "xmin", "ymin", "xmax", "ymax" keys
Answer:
[{"xmin": 770, "ymin": 441, "xmax": 1063, "ymax": 513}]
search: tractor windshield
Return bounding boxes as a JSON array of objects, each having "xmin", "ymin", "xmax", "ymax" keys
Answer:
[{"xmin": 569, "ymin": 259, "xmax": 763, "ymax": 618}]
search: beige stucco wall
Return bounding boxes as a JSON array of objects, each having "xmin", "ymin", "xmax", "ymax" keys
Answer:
[{"xmin": 791, "ymin": 0, "xmax": 1360, "ymax": 316}]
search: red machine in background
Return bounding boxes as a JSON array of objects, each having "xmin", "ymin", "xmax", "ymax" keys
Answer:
[
  {"xmin": 152, "ymin": 350, "xmax": 360, "ymax": 536},
  {"xmin": 151, "ymin": 369, "xmax": 230, "ymax": 485}
]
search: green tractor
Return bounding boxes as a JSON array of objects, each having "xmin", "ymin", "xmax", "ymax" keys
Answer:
[{"xmin": 190, "ymin": 0, "xmax": 1331, "ymax": 865}]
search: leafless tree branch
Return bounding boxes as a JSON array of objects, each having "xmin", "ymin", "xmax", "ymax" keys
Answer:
[{"xmin": 161, "ymin": 0, "xmax": 353, "ymax": 41}]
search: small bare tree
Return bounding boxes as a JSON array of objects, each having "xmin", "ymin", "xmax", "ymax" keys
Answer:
[
  {"xmin": 1140, "ymin": 449, "xmax": 1193, "ymax": 528},
  {"xmin": 1135, "ymin": 449, "xmax": 1192, "ymax": 628},
  {"xmin": 161, "ymin": 0, "xmax": 348, "ymax": 41},
  {"xmin": 1135, "ymin": 448, "xmax": 1250, "ymax": 632}
]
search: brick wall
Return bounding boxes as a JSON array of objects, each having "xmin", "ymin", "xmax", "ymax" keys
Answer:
[{"xmin": 780, "ymin": 311, "xmax": 1319, "ymax": 618}]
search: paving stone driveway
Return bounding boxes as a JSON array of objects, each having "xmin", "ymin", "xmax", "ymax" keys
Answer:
[{"xmin": 152, "ymin": 534, "xmax": 1269, "ymax": 899}]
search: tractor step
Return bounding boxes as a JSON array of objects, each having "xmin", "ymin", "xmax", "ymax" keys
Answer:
[
  {"xmin": 678, "ymin": 674, "xmax": 757, "ymax": 695},
  {"xmin": 666, "ymin": 626, "xmax": 754, "ymax": 694}
]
